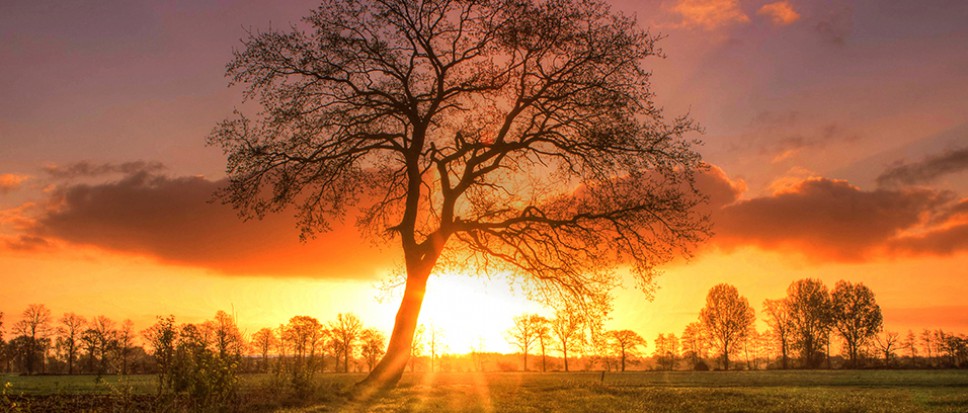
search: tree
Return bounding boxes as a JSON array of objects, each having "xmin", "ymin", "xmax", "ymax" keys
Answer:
[
  {"xmin": 653, "ymin": 332, "xmax": 678, "ymax": 371},
  {"xmin": 902, "ymin": 330, "xmax": 918, "ymax": 365},
  {"xmin": 251, "ymin": 328, "xmax": 277, "ymax": 373},
  {"xmin": 700, "ymin": 284, "xmax": 754, "ymax": 371},
  {"xmin": 211, "ymin": 0, "xmax": 708, "ymax": 389},
  {"xmin": 360, "ymin": 328, "xmax": 387, "ymax": 372},
  {"xmin": 762, "ymin": 298, "xmax": 792, "ymax": 369},
  {"xmin": 427, "ymin": 325, "xmax": 444, "ymax": 373},
  {"xmin": 143, "ymin": 315, "xmax": 177, "ymax": 392},
  {"xmin": 116, "ymin": 319, "xmax": 135, "ymax": 375},
  {"xmin": 58, "ymin": 313, "xmax": 86, "ymax": 375},
  {"xmin": 786, "ymin": 279, "xmax": 832, "ymax": 368},
  {"xmin": 550, "ymin": 305, "xmax": 584, "ymax": 372},
  {"xmin": 13, "ymin": 304, "xmax": 52, "ymax": 374},
  {"xmin": 284, "ymin": 316, "xmax": 325, "ymax": 376},
  {"xmin": 533, "ymin": 316, "xmax": 551, "ymax": 373},
  {"xmin": 830, "ymin": 281, "xmax": 883, "ymax": 368},
  {"xmin": 409, "ymin": 324, "xmax": 426, "ymax": 373},
  {"xmin": 873, "ymin": 331, "xmax": 900, "ymax": 366},
  {"xmin": 329, "ymin": 313, "xmax": 363, "ymax": 373},
  {"xmin": 608, "ymin": 330, "xmax": 646, "ymax": 372},
  {"xmin": 681, "ymin": 321, "xmax": 708, "ymax": 369},
  {"xmin": 89, "ymin": 315, "xmax": 118, "ymax": 376},
  {"xmin": 506, "ymin": 314, "xmax": 543, "ymax": 371}
]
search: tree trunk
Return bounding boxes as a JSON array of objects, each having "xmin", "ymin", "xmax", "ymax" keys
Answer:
[
  {"xmin": 563, "ymin": 344, "xmax": 569, "ymax": 372},
  {"xmin": 356, "ymin": 264, "xmax": 432, "ymax": 391}
]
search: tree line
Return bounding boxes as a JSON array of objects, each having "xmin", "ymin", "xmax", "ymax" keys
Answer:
[{"xmin": 505, "ymin": 279, "xmax": 967, "ymax": 372}]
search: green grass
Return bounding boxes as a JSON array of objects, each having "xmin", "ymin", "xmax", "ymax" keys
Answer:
[{"xmin": 2, "ymin": 370, "xmax": 967, "ymax": 412}]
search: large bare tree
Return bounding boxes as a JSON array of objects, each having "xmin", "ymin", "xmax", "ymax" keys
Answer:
[{"xmin": 211, "ymin": 0, "xmax": 707, "ymax": 389}]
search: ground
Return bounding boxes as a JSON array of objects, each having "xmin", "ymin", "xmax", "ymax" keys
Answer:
[{"xmin": 2, "ymin": 370, "xmax": 967, "ymax": 412}]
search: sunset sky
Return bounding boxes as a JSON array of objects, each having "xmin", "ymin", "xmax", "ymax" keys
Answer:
[{"xmin": 2, "ymin": 0, "xmax": 967, "ymax": 354}]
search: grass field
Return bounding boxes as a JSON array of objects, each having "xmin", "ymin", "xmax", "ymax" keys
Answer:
[{"xmin": 3, "ymin": 370, "xmax": 967, "ymax": 412}]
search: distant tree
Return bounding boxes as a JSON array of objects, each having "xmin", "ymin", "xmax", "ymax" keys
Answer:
[
  {"xmin": 211, "ymin": 0, "xmax": 708, "ymax": 389},
  {"xmin": 116, "ymin": 319, "xmax": 135, "ymax": 375},
  {"xmin": 507, "ymin": 314, "xmax": 543, "ymax": 371},
  {"xmin": 873, "ymin": 331, "xmax": 900, "ymax": 366},
  {"xmin": 830, "ymin": 281, "xmax": 883, "ymax": 368},
  {"xmin": 360, "ymin": 329, "xmax": 387, "ymax": 372},
  {"xmin": 428, "ymin": 325, "xmax": 445, "ymax": 373},
  {"xmin": 409, "ymin": 324, "xmax": 426, "ymax": 373},
  {"xmin": 920, "ymin": 329, "xmax": 935, "ymax": 367},
  {"xmin": 653, "ymin": 333, "xmax": 679, "ymax": 370},
  {"xmin": 786, "ymin": 279, "xmax": 832, "ymax": 368},
  {"xmin": 208, "ymin": 311, "xmax": 245, "ymax": 361},
  {"xmin": 251, "ymin": 328, "xmax": 276, "ymax": 373},
  {"xmin": 533, "ymin": 316, "xmax": 551, "ymax": 373},
  {"xmin": 608, "ymin": 330, "xmax": 646, "ymax": 372},
  {"xmin": 142, "ymin": 315, "xmax": 177, "ymax": 392},
  {"xmin": 89, "ymin": 315, "xmax": 118, "ymax": 376},
  {"xmin": 550, "ymin": 305, "xmax": 584, "ymax": 372},
  {"xmin": 902, "ymin": 330, "xmax": 918, "ymax": 365},
  {"xmin": 285, "ymin": 315, "xmax": 326, "ymax": 376},
  {"xmin": 700, "ymin": 284, "xmax": 755, "ymax": 371},
  {"xmin": 681, "ymin": 321, "xmax": 709, "ymax": 368},
  {"xmin": 58, "ymin": 312, "xmax": 86, "ymax": 375},
  {"xmin": 762, "ymin": 298, "xmax": 793, "ymax": 369},
  {"xmin": 13, "ymin": 304, "xmax": 53, "ymax": 374},
  {"xmin": 329, "ymin": 313, "xmax": 363, "ymax": 373}
]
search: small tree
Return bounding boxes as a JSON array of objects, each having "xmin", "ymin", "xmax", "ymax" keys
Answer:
[
  {"xmin": 609, "ymin": 330, "xmax": 646, "ymax": 372},
  {"xmin": 873, "ymin": 331, "xmax": 900, "ymax": 366},
  {"xmin": 830, "ymin": 281, "xmax": 883, "ymax": 368},
  {"xmin": 681, "ymin": 321, "xmax": 709, "ymax": 369},
  {"xmin": 58, "ymin": 313, "xmax": 86, "ymax": 375},
  {"xmin": 550, "ymin": 305, "xmax": 584, "ymax": 372},
  {"xmin": 251, "ymin": 328, "xmax": 276, "ymax": 373},
  {"xmin": 360, "ymin": 329, "xmax": 387, "ymax": 372},
  {"xmin": 143, "ymin": 315, "xmax": 177, "ymax": 393},
  {"xmin": 533, "ymin": 316, "xmax": 551, "ymax": 373},
  {"xmin": 762, "ymin": 298, "xmax": 792, "ymax": 369},
  {"xmin": 329, "ymin": 313, "xmax": 363, "ymax": 373},
  {"xmin": 506, "ymin": 314, "xmax": 543, "ymax": 371},
  {"xmin": 786, "ymin": 279, "xmax": 832, "ymax": 368},
  {"xmin": 13, "ymin": 304, "xmax": 52, "ymax": 374},
  {"xmin": 700, "ymin": 284, "xmax": 755, "ymax": 371}
]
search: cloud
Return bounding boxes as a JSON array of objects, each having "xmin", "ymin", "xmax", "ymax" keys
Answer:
[
  {"xmin": 44, "ymin": 161, "xmax": 166, "ymax": 179},
  {"xmin": 3, "ymin": 235, "xmax": 50, "ymax": 252},
  {"xmin": 814, "ymin": 5, "xmax": 853, "ymax": 45},
  {"xmin": 876, "ymin": 146, "xmax": 968, "ymax": 187},
  {"xmin": 0, "ymin": 174, "xmax": 29, "ymax": 193},
  {"xmin": 712, "ymin": 177, "xmax": 952, "ymax": 261},
  {"xmin": 671, "ymin": 0, "xmax": 750, "ymax": 30},
  {"xmin": 757, "ymin": 1, "xmax": 800, "ymax": 26},
  {"xmin": 23, "ymin": 169, "xmax": 394, "ymax": 279},
  {"xmin": 888, "ymin": 223, "xmax": 968, "ymax": 256}
]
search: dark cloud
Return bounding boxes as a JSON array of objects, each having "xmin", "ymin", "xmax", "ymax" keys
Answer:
[
  {"xmin": 888, "ymin": 223, "xmax": 968, "ymax": 257},
  {"xmin": 712, "ymin": 178, "xmax": 951, "ymax": 260},
  {"xmin": 814, "ymin": 5, "xmax": 853, "ymax": 46},
  {"xmin": 27, "ymin": 169, "xmax": 393, "ymax": 279},
  {"xmin": 44, "ymin": 161, "xmax": 166, "ymax": 179},
  {"xmin": 731, "ymin": 111, "xmax": 860, "ymax": 163},
  {"xmin": 876, "ymin": 146, "xmax": 968, "ymax": 187},
  {"xmin": 3, "ymin": 235, "xmax": 50, "ymax": 252}
]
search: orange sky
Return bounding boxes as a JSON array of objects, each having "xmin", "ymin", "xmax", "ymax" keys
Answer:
[{"xmin": 1, "ymin": 0, "xmax": 967, "ymax": 354}]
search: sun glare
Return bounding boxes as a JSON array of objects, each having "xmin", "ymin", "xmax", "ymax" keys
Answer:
[{"xmin": 418, "ymin": 272, "xmax": 545, "ymax": 354}]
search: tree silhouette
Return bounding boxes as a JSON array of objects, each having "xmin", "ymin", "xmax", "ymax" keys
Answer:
[
  {"xmin": 251, "ymin": 328, "xmax": 277, "ymax": 373},
  {"xmin": 608, "ymin": 330, "xmax": 646, "ymax": 372},
  {"xmin": 58, "ymin": 312, "xmax": 86, "ymax": 375},
  {"xmin": 700, "ymin": 284, "xmax": 754, "ymax": 371},
  {"xmin": 831, "ymin": 281, "xmax": 883, "ymax": 368},
  {"xmin": 13, "ymin": 304, "xmax": 52, "ymax": 374},
  {"xmin": 786, "ymin": 279, "xmax": 832, "ymax": 368},
  {"xmin": 328, "ymin": 313, "xmax": 363, "ymax": 373},
  {"xmin": 533, "ymin": 316, "xmax": 551, "ymax": 373},
  {"xmin": 360, "ymin": 328, "xmax": 387, "ymax": 372},
  {"xmin": 681, "ymin": 321, "xmax": 708, "ymax": 369},
  {"xmin": 762, "ymin": 298, "xmax": 792, "ymax": 369},
  {"xmin": 550, "ymin": 305, "xmax": 584, "ymax": 372},
  {"xmin": 210, "ymin": 0, "xmax": 707, "ymax": 389},
  {"xmin": 507, "ymin": 314, "xmax": 543, "ymax": 371}
]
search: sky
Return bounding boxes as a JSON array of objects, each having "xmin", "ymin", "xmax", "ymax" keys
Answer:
[{"xmin": 1, "ymin": 0, "xmax": 967, "ymax": 354}]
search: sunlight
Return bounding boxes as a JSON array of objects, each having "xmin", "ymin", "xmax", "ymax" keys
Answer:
[{"xmin": 418, "ymin": 272, "xmax": 545, "ymax": 354}]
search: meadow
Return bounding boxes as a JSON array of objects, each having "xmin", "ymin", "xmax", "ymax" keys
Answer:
[{"xmin": 2, "ymin": 370, "xmax": 967, "ymax": 412}]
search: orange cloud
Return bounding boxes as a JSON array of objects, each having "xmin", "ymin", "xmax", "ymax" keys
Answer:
[
  {"xmin": 0, "ymin": 173, "xmax": 28, "ymax": 193},
  {"xmin": 757, "ymin": 1, "xmax": 800, "ymax": 26},
  {"xmin": 20, "ymin": 169, "xmax": 395, "ymax": 279},
  {"xmin": 672, "ymin": 0, "xmax": 750, "ymax": 30}
]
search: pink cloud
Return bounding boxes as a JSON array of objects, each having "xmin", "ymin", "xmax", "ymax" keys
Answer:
[
  {"xmin": 757, "ymin": 1, "xmax": 801, "ymax": 26},
  {"xmin": 671, "ymin": 0, "xmax": 750, "ymax": 30}
]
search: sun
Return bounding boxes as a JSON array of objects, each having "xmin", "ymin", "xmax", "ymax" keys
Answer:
[{"xmin": 417, "ymin": 272, "xmax": 546, "ymax": 354}]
